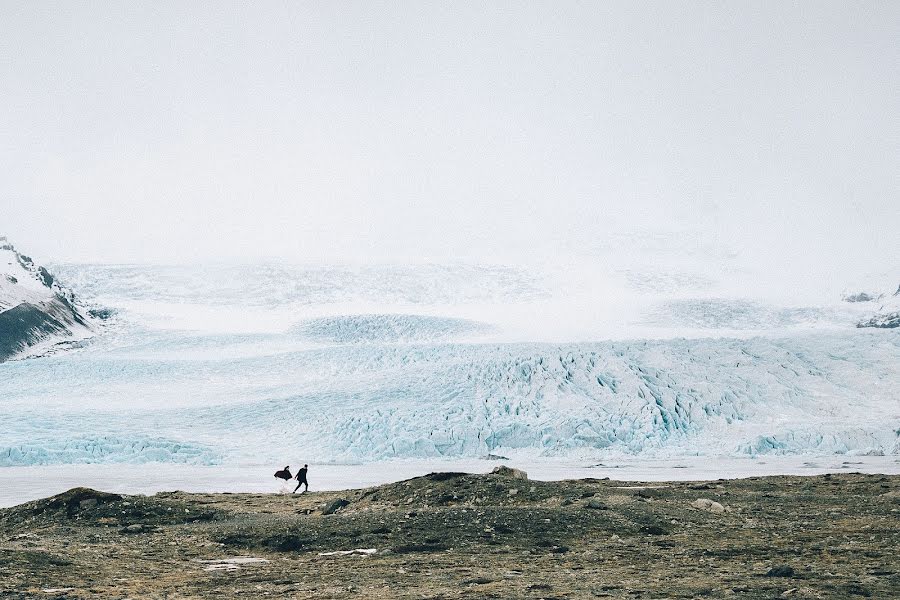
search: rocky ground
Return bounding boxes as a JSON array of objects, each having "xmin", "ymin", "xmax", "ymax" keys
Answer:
[{"xmin": 0, "ymin": 468, "xmax": 897, "ymax": 599}]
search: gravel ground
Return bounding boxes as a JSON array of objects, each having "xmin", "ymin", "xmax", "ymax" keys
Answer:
[{"xmin": 1, "ymin": 470, "xmax": 898, "ymax": 599}]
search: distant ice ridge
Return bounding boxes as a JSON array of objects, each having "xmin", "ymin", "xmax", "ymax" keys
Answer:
[
  {"xmin": 0, "ymin": 436, "xmax": 219, "ymax": 466},
  {"xmin": 293, "ymin": 314, "xmax": 490, "ymax": 344},
  {"xmin": 48, "ymin": 263, "xmax": 547, "ymax": 308},
  {"xmin": 46, "ymin": 261, "xmax": 899, "ymax": 340},
  {"xmin": 642, "ymin": 299, "xmax": 841, "ymax": 330}
]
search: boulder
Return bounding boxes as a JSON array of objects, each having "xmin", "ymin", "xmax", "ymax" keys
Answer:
[
  {"xmin": 765, "ymin": 565, "xmax": 796, "ymax": 578},
  {"xmin": 489, "ymin": 466, "xmax": 528, "ymax": 480},
  {"xmin": 322, "ymin": 498, "xmax": 350, "ymax": 515},
  {"xmin": 690, "ymin": 498, "xmax": 726, "ymax": 513}
]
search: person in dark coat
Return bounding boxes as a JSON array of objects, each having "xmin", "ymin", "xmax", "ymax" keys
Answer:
[
  {"xmin": 293, "ymin": 464, "xmax": 309, "ymax": 493},
  {"xmin": 274, "ymin": 466, "xmax": 292, "ymax": 481}
]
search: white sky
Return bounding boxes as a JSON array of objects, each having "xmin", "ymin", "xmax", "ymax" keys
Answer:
[{"xmin": 1, "ymin": 2, "xmax": 898, "ymax": 289}]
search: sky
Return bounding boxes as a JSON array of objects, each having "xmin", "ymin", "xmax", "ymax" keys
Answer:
[{"xmin": 1, "ymin": 2, "xmax": 898, "ymax": 290}]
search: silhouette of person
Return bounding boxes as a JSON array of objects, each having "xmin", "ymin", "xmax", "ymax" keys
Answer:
[{"xmin": 293, "ymin": 464, "xmax": 309, "ymax": 493}]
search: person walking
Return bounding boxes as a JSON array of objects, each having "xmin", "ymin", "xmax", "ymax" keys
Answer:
[{"xmin": 293, "ymin": 464, "xmax": 309, "ymax": 493}]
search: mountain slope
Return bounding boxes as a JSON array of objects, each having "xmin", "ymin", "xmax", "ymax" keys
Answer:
[{"xmin": 0, "ymin": 238, "xmax": 93, "ymax": 361}]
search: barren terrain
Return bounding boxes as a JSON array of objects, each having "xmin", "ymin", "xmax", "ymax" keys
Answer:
[{"xmin": 1, "ymin": 470, "xmax": 898, "ymax": 599}]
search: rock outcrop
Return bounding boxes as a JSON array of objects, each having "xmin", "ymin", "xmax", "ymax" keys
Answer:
[{"xmin": 0, "ymin": 237, "xmax": 93, "ymax": 362}]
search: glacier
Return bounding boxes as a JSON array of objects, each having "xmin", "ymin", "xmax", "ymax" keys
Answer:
[
  {"xmin": 157, "ymin": 333, "xmax": 900, "ymax": 461},
  {"xmin": 0, "ymin": 261, "xmax": 898, "ymax": 469},
  {"xmin": 1, "ymin": 327, "xmax": 897, "ymax": 466}
]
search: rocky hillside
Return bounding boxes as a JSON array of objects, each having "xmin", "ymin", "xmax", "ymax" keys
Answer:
[{"xmin": 0, "ymin": 237, "xmax": 93, "ymax": 362}]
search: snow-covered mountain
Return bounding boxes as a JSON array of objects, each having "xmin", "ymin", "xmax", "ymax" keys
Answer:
[{"xmin": 0, "ymin": 238, "xmax": 94, "ymax": 361}]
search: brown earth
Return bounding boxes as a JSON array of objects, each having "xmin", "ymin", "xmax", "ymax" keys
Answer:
[{"xmin": 0, "ymin": 470, "xmax": 898, "ymax": 599}]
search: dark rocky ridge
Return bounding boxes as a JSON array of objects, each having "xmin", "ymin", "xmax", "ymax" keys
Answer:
[
  {"xmin": 0, "ymin": 301, "xmax": 83, "ymax": 361},
  {"xmin": 0, "ymin": 238, "xmax": 93, "ymax": 362}
]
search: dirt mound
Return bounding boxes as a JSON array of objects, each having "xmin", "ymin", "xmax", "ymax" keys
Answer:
[
  {"xmin": 352, "ymin": 471, "xmax": 557, "ymax": 509},
  {"xmin": 0, "ymin": 488, "xmax": 225, "ymax": 530},
  {"xmin": 45, "ymin": 487, "xmax": 122, "ymax": 514}
]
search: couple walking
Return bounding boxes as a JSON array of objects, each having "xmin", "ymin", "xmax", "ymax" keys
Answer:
[{"xmin": 274, "ymin": 464, "xmax": 309, "ymax": 492}]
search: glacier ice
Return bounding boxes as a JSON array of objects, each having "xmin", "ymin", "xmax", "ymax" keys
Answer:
[
  {"xmin": 293, "ymin": 314, "xmax": 490, "ymax": 344},
  {"xmin": 1, "ymin": 262, "xmax": 898, "ymax": 467},
  {"xmin": 0, "ymin": 435, "xmax": 219, "ymax": 466},
  {"xmin": 2, "ymin": 328, "xmax": 897, "ymax": 466}
]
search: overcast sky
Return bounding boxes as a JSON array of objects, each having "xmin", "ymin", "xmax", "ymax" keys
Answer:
[{"xmin": 1, "ymin": 2, "xmax": 897, "ymax": 285}]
